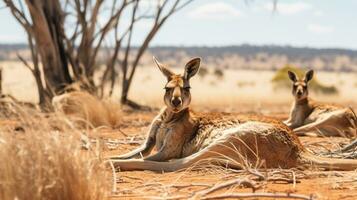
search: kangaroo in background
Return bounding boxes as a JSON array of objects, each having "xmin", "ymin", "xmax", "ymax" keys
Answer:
[
  {"xmin": 110, "ymin": 57, "xmax": 357, "ymax": 172},
  {"xmin": 284, "ymin": 70, "xmax": 356, "ymax": 137}
]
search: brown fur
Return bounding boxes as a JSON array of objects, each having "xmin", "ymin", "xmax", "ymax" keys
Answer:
[
  {"xmin": 110, "ymin": 58, "xmax": 357, "ymax": 172},
  {"xmin": 52, "ymin": 92, "xmax": 121, "ymax": 128},
  {"xmin": 284, "ymin": 70, "xmax": 356, "ymax": 137}
]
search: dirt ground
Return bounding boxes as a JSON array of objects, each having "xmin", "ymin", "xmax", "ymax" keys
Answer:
[
  {"xmin": 1, "ymin": 102, "xmax": 357, "ymax": 200},
  {"xmin": 1, "ymin": 64, "xmax": 357, "ymax": 199},
  {"xmin": 90, "ymin": 106, "xmax": 357, "ymax": 200}
]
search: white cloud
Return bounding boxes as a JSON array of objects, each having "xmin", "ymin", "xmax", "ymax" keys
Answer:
[
  {"xmin": 308, "ymin": 24, "xmax": 334, "ymax": 34},
  {"xmin": 188, "ymin": 2, "xmax": 242, "ymax": 20},
  {"xmin": 263, "ymin": 2, "xmax": 312, "ymax": 15},
  {"xmin": 140, "ymin": 0, "xmax": 164, "ymax": 8},
  {"xmin": 313, "ymin": 10, "xmax": 324, "ymax": 17}
]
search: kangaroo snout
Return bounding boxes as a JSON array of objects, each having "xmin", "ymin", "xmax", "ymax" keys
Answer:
[
  {"xmin": 171, "ymin": 97, "xmax": 182, "ymax": 107},
  {"xmin": 296, "ymin": 89, "xmax": 303, "ymax": 96}
]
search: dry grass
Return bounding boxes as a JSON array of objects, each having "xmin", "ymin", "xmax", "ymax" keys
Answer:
[
  {"xmin": 0, "ymin": 103, "xmax": 109, "ymax": 200},
  {"xmin": 2, "ymin": 62, "xmax": 357, "ymax": 110},
  {"xmin": 52, "ymin": 91, "xmax": 122, "ymax": 128},
  {"xmin": 1, "ymin": 101, "xmax": 357, "ymax": 199},
  {"xmin": 1, "ymin": 62, "xmax": 357, "ymax": 199}
]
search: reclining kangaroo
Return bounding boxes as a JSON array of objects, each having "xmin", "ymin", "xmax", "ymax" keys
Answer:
[
  {"xmin": 284, "ymin": 70, "xmax": 356, "ymax": 137},
  {"xmin": 110, "ymin": 58, "xmax": 357, "ymax": 172}
]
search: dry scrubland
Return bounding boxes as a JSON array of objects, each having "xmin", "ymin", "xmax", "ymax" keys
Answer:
[
  {"xmin": 0, "ymin": 62, "xmax": 357, "ymax": 199},
  {"xmin": 1, "ymin": 61, "xmax": 357, "ymax": 110}
]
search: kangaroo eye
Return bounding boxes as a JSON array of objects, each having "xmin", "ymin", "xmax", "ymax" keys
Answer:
[{"xmin": 164, "ymin": 87, "xmax": 170, "ymax": 91}]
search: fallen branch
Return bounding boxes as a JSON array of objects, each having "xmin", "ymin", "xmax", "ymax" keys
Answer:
[
  {"xmin": 267, "ymin": 177, "xmax": 301, "ymax": 184},
  {"xmin": 171, "ymin": 183, "xmax": 212, "ymax": 190},
  {"xmin": 117, "ymin": 128, "xmax": 129, "ymax": 137},
  {"xmin": 193, "ymin": 178, "xmax": 259, "ymax": 198},
  {"xmin": 337, "ymin": 139, "xmax": 357, "ymax": 153},
  {"xmin": 199, "ymin": 192, "xmax": 314, "ymax": 200},
  {"xmin": 108, "ymin": 160, "xmax": 118, "ymax": 194}
]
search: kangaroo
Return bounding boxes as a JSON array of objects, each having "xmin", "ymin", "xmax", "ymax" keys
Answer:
[
  {"xmin": 52, "ymin": 91, "xmax": 121, "ymax": 128},
  {"xmin": 110, "ymin": 58, "xmax": 357, "ymax": 172},
  {"xmin": 284, "ymin": 70, "xmax": 356, "ymax": 137}
]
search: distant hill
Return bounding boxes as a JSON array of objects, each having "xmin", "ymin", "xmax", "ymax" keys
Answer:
[
  {"xmin": 0, "ymin": 44, "xmax": 27, "ymax": 51},
  {"xmin": 1, "ymin": 43, "xmax": 357, "ymax": 72},
  {"xmin": 150, "ymin": 45, "xmax": 357, "ymax": 60}
]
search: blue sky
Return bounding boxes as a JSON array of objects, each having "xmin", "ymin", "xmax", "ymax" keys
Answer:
[{"xmin": 0, "ymin": 0, "xmax": 357, "ymax": 49}]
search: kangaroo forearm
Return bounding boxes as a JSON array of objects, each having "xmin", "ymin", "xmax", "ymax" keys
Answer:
[
  {"xmin": 283, "ymin": 118, "xmax": 292, "ymax": 126},
  {"xmin": 290, "ymin": 121, "xmax": 304, "ymax": 129},
  {"xmin": 111, "ymin": 146, "xmax": 146, "ymax": 159},
  {"xmin": 144, "ymin": 144, "xmax": 182, "ymax": 162},
  {"xmin": 120, "ymin": 119, "xmax": 161, "ymax": 159},
  {"xmin": 144, "ymin": 152, "xmax": 171, "ymax": 162},
  {"xmin": 112, "ymin": 137, "xmax": 155, "ymax": 159},
  {"xmin": 144, "ymin": 147, "xmax": 179, "ymax": 161}
]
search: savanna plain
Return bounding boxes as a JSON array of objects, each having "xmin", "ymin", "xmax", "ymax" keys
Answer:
[{"xmin": 1, "ymin": 61, "xmax": 357, "ymax": 200}]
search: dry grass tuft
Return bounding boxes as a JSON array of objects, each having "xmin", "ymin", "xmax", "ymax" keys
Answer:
[
  {"xmin": 52, "ymin": 91, "xmax": 122, "ymax": 128},
  {"xmin": 0, "ymin": 103, "xmax": 109, "ymax": 200}
]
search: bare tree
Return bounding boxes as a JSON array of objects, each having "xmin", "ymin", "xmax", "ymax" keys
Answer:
[{"xmin": 3, "ymin": 0, "xmax": 194, "ymax": 109}]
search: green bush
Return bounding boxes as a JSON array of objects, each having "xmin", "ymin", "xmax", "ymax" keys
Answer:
[
  {"xmin": 272, "ymin": 65, "xmax": 338, "ymax": 95},
  {"xmin": 198, "ymin": 66, "xmax": 209, "ymax": 78},
  {"xmin": 213, "ymin": 68, "xmax": 224, "ymax": 79}
]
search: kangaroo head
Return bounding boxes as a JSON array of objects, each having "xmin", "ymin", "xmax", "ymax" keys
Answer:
[
  {"xmin": 287, "ymin": 69, "xmax": 314, "ymax": 101},
  {"xmin": 153, "ymin": 56, "xmax": 201, "ymax": 113}
]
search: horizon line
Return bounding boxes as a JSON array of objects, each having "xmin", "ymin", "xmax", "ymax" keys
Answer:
[{"xmin": 1, "ymin": 42, "xmax": 357, "ymax": 52}]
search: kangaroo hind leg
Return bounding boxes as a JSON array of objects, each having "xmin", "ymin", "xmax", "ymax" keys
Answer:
[
  {"xmin": 111, "ymin": 122, "xmax": 289, "ymax": 172},
  {"xmin": 294, "ymin": 110, "xmax": 352, "ymax": 137}
]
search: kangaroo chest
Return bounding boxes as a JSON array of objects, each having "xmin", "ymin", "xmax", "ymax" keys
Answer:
[
  {"xmin": 155, "ymin": 119, "xmax": 197, "ymax": 159},
  {"xmin": 155, "ymin": 126, "xmax": 170, "ymax": 150},
  {"xmin": 292, "ymin": 105, "xmax": 312, "ymax": 125}
]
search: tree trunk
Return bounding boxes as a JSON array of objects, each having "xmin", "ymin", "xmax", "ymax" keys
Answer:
[
  {"xmin": 25, "ymin": 0, "xmax": 72, "ymax": 94},
  {"xmin": 0, "ymin": 68, "xmax": 2, "ymax": 95}
]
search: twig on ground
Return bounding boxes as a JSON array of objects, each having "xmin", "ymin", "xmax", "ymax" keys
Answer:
[
  {"xmin": 192, "ymin": 178, "xmax": 259, "ymax": 199},
  {"xmin": 267, "ymin": 177, "xmax": 301, "ymax": 184},
  {"xmin": 119, "ymin": 175, "xmax": 145, "ymax": 181},
  {"xmin": 117, "ymin": 128, "xmax": 129, "ymax": 137},
  {"xmin": 336, "ymin": 139, "xmax": 357, "ymax": 153},
  {"xmin": 171, "ymin": 183, "xmax": 212, "ymax": 190},
  {"xmin": 199, "ymin": 192, "xmax": 315, "ymax": 200},
  {"xmin": 246, "ymin": 168, "xmax": 265, "ymax": 181},
  {"xmin": 108, "ymin": 161, "xmax": 118, "ymax": 193}
]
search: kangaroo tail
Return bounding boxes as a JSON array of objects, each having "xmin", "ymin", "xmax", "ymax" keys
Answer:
[
  {"xmin": 110, "ymin": 157, "xmax": 195, "ymax": 172},
  {"xmin": 111, "ymin": 141, "xmax": 244, "ymax": 172},
  {"xmin": 300, "ymin": 152, "xmax": 357, "ymax": 171}
]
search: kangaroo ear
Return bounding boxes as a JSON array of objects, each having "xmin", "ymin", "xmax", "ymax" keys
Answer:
[
  {"xmin": 153, "ymin": 56, "xmax": 174, "ymax": 79},
  {"xmin": 184, "ymin": 57, "xmax": 201, "ymax": 80},
  {"xmin": 304, "ymin": 69, "xmax": 314, "ymax": 82},
  {"xmin": 288, "ymin": 71, "xmax": 297, "ymax": 82}
]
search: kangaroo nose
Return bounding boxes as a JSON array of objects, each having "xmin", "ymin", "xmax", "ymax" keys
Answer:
[{"xmin": 171, "ymin": 98, "xmax": 182, "ymax": 107}]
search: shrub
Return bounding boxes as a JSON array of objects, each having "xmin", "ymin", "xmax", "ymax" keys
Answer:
[
  {"xmin": 52, "ymin": 91, "xmax": 122, "ymax": 128},
  {"xmin": 0, "ymin": 105, "xmax": 108, "ymax": 200},
  {"xmin": 237, "ymin": 81, "xmax": 255, "ymax": 88},
  {"xmin": 213, "ymin": 68, "xmax": 224, "ymax": 79},
  {"xmin": 198, "ymin": 66, "xmax": 209, "ymax": 78}
]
